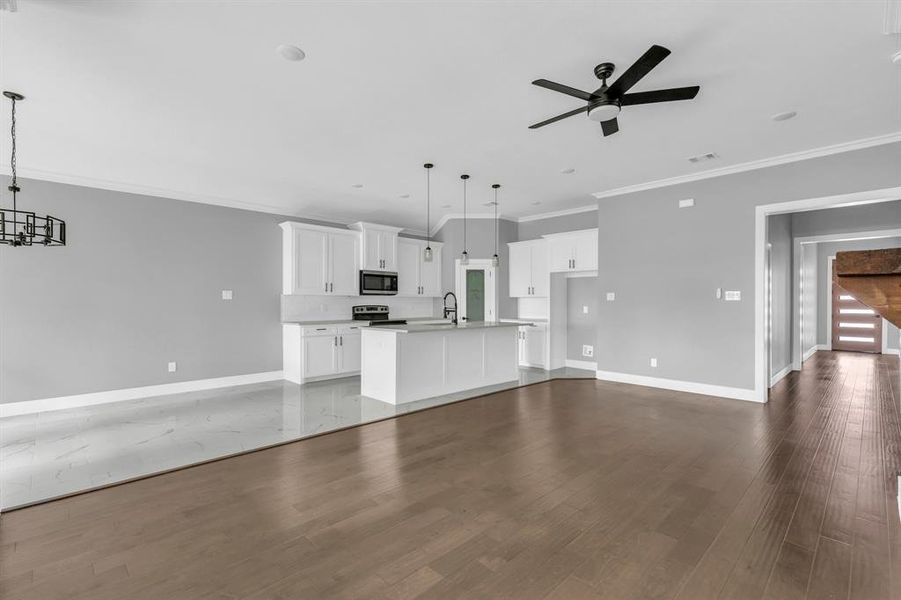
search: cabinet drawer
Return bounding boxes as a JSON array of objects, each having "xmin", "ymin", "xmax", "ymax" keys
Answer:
[
  {"xmin": 337, "ymin": 325, "xmax": 366, "ymax": 334},
  {"xmin": 301, "ymin": 326, "xmax": 337, "ymax": 337}
]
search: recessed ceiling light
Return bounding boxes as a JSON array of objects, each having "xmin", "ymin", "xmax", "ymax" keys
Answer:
[
  {"xmin": 771, "ymin": 110, "xmax": 797, "ymax": 122},
  {"xmin": 560, "ymin": 168, "xmax": 576, "ymax": 174},
  {"xmin": 892, "ymin": 50, "xmax": 901, "ymax": 65},
  {"xmin": 400, "ymin": 194, "xmax": 410, "ymax": 199},
  {"xmin": 352, "ymin": 184, "xmax": 363, "ymax": 189},
  {"xmin": 440, "ymin": 204, "xmax": 452, "ymax": 209},
  {"xmin": 531, "ymin": 201, "xmax": 542, "ymax": 206},
  {"xmin": 276, "ymin": 44, "xmax": 306, "ymax": 61},
  {"xmin": 483, "ymin": 201, "xmax": 498, "ymax": 206}
]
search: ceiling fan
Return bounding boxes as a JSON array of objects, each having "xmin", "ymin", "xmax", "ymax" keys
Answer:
[{"xmin": 529, "ymin": 44, "xmax": 699, "ymax": 136}]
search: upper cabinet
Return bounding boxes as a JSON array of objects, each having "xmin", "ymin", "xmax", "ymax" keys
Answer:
[
  {"xmin": 546, "ymin": 229, "xmax": 598, "ymax": 273},
  {"xmin": 280, "ymin": 222, "xmax": 360, "ymax": 295},
  {"xmin": 508, "ymin": 239, "xmax": 548, "ymax": 297},
  {"xmin": 397, "ymin": 238, "xmax": 443, "ymax": 297},
  {"xmin": 350, "ymin": 222, "xmax": 403, "ymax": 271}
]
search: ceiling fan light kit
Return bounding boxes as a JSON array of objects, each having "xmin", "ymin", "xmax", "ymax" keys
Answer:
[{"xmin": 529, "ymin": 44, "xmax": 700, "ymax": 137}]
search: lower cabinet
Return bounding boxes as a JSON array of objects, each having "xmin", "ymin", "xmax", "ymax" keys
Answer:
[
  {"xmin": 284, "ymin": 324, "xmax": 364, "ymax": 384},
  {"xmin": 518, "ymin": 324, "xmax": 546, "ymax": 368}
]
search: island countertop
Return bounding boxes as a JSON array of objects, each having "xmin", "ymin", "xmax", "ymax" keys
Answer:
[{"xmin": 364, "ymin": 320, "xmax": 531, "ymax": 334}]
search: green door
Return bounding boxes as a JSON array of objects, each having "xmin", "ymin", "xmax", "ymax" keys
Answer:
[{"xmin": 466, "ymin": 270, "xmax": 485, "ymax": 322}]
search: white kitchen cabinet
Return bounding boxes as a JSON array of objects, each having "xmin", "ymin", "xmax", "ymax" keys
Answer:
[
  {"xmin": 397, "ymin": 238, "xmax": 443, "ymax": 297},
  {"xmin": 546, "ymin": 229, "xmax": 598, "ymax": 273},
  {"xmin": 283, "ymin": 324, "xmax": 366, "ymax": 384},
  {"xmin": 518, "ymin": 324, "xmax": 546, "ymax": 368},
  {"xmin": 280, "ymin": 222, "xmax": 360, "ymax": 295},
  {"xmin": 303, "ymin": 333, "xmax": 338, "ymax": 378},
  {"xmin": 351, "ymin": 222, "xmax": 402, "ymax": 271},
  {"xmin": 507, "ymin": 239, "xmax": 548, "ymax": 298}
]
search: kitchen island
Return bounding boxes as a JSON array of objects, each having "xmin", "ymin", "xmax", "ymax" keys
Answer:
[{"xmin": 360, "ymin": 321, "xmax": 524, "ymax": 404}]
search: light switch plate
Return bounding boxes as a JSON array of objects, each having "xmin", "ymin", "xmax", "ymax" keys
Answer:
[
  {"xmin": 716, "ymin": 287, "xmax": 723, "ymax": 299},
  {"xmin": 582, "ymin": 305, "xmax": 589, "ymax": 314},
  {"xmin": 678, "ymin": 198, "xmax": 695, "ymax": 208},
  {"xmin": 725, "ymin": 290, "xmax": 741, "ymax": 301},
  {"xmin": 606, "ymin": 292, "xmax": 615, "ymax": 301},
  {"xmin": 582, "ymin": 345, "xmax": 594, "ymax": 358},
  {"xmin": 168, "ymin": 361, "xmax": 177, "ymax": 373},
  {"xmin": 221, "ymin": 290, "xmax": 233, "ymax": 300},
  {"xmin": 650, "ymin": 358, "xmax": 658, "ymax": 368}
]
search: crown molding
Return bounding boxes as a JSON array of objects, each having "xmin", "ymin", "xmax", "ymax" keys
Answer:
[
  {"xmin": 591, "ymin": 130, "xmax": 901, "ymax": 200},
  {"xmin": 430, "ymin": 212, "xmax": 511, "ymax": 237},
  {"xmin": 516, "ymin": 204, "xmax": 598, "ymax": 223}
]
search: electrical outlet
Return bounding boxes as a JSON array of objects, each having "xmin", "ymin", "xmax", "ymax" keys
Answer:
[
  {"xmin": 221, "ymin": 289, "xmax": 233, "ymax": 300},
  {"xmin": 582, "ymin": 305, "xmax": 589, "ymax": 314},
  {"xmin": 168, "ymin": 361, "xmax": 177, "ymax": 373},
  {"xmin": 582, "ymin": 345, "xmax": 594, "ymax": 358},
  {"xmin": 650, "ymin": 358, "xmax": 658, "ymax": 368},
  {"xmin": 606, "ymin": 292, "xmax": 615, "ymax": 301}
]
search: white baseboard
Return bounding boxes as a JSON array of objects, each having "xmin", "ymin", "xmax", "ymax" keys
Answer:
[
  {"xmin": 770, "ymin": 364, "xmax": 792, "ymax": 387},
  {"xmin": 0, "ymin": 371, "xmax": 284, "ymax": 418},
  {"xmin": 595, "ymin": 370, "xmax": 761, "ymax": 403},
  {"xmin": 565, "ymin": 359, "xmax": 598, "ymax": 371},
  {"xmin": 802, "ymin": 345, "xmax": 821, "ymax": 362}
]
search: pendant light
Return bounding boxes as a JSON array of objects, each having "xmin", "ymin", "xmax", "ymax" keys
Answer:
[
  {"xmin": 423, "ymin": 163, "xmax": 433, "ymax": 262},
  {"xmin": 1, "ymin": 91, "xmax": 66, "ymax": 246},
  {"xmin": 491, "ymin": 184, "xmax": 500, "ymax": 267},
  {"xmin": 460, "ymin": 174, "xmax": 469, "ymax": 265}
]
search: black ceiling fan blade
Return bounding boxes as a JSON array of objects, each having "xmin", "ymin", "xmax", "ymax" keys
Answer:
[
  {"xmin": 532, "ymin": 79, "xmax": 595, "ymax": 102},
  {"xmin": 528, "ymin": 106, "xmax": 589, "ymax": 129},
  {"xmin": 605, "ymin": 45, "xmax": 671, "ymax": 98},
  {"xmin": 621, "ymin": 86, "xmax": 699, "ymax": 106},
  {"xmin": 600, "ymin": 118, "xmax": 619, "ymax": 136}
]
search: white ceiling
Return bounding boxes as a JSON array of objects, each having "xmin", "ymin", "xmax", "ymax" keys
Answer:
[{"xmin": 1, "ymin": 1, "xmax": 900, "ymax": 232}]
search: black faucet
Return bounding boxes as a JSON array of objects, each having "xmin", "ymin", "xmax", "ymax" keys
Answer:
[{"xmin": 443, "ymin": 292, "xmax": 458, "ymax": 325}]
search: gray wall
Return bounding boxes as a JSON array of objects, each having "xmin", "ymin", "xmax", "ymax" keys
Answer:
[
  {"xmin": 434, "ymin": 218, "xmax": 518, "ymax": 318},
  {"xmin": 518, "ymin": 210, "xmax": 598, "ymax": 241},
  {"xmin": 816, "ymin": 237, "xmax": 901, "ymax": 350},
  {"xmin": 566, "ymin": 277, "xmax": 598, "ymax": 362},
  {"xmin": 0, "ymin": 178, "xmax": 299, "ymax": 404},
  {"xmin": 596, "ymin": 141, "xmax": 901, "ymax": 391},
  {"xmin": 792, "ymin": 199, "xmax": 901, "ymax": 238},
  {"xmin": 768, "ymin": 214, "xmax": 793, "ymax": 377}
]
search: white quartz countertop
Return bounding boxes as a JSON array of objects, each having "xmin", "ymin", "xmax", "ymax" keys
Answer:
[
  {"xmin": 283, "ymin": 317, "xmax": 447, "ymax": 326},
  {"xmin": 363, "ymin": 320, "xmax": 530, "ymax": 334}
]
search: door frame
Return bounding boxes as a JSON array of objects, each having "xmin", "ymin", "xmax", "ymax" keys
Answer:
[
  {"xmin": 756, "ymin": 185, "xmax": 901, "ymax": 402},
  {"xmin": 455, "ymin": 259, "xmax": 498, "ymax": 322}
]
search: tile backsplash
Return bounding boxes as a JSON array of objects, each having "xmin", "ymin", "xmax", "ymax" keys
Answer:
[{"xmin": 282, "ymin": 295, "xmax": 440, "ymax": 322}]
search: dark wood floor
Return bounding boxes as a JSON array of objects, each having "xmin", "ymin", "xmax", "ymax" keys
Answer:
[{"xmin": 1, "ymin": 351, "xmax": 899, "ymax": 599}]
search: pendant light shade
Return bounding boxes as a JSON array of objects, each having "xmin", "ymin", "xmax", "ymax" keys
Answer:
[
  {"xmin": 491, "ymin": 183, "xmax": 500, "ymax": 267},
  {"xmin": 423, "ymin": 163, "xmax": 433, "ymax": 262},
  {"xmin": 460, "ymin": 174, "xmax": 469, "ymax": 266},
  {"xmin": 1, "ymin": 91, "xmax": 66, "ymax": 247}
]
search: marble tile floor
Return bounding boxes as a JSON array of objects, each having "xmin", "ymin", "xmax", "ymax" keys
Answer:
[{"xmin": 0, "ymin": 367, "xmax": 592, "ymax": 510}]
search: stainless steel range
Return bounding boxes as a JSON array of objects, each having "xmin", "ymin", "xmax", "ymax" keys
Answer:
[{"xmin": 352, "ymin": 305, "xmax": 407, "ymax": 326}]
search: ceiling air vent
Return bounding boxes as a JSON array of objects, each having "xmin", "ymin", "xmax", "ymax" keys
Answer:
[{"xmin": 687, "ymin": 152, "xmax": 718, "ymax": 164}]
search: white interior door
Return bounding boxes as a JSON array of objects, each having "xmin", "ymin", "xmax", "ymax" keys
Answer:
[{"xmin": 456, "ymin": 259, "xmax": 498, "ymax": 322}]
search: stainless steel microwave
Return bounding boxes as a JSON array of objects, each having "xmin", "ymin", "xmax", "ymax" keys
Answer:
[{"xmin": 359, "ymin": 270, "xmax": 398, "ymax": 295}]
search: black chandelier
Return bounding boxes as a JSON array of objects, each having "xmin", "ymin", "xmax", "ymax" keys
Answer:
[{"xmin": 1, "ymin": 91, "xmax": 66, "ymax": 247}]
